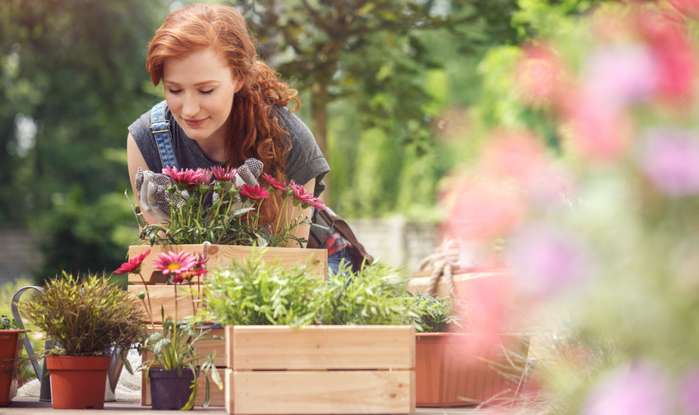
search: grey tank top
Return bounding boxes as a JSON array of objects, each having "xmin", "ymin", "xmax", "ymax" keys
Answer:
[{"xmin": 128, "ymin": 104, "xmax": 330, "ymax": 197}]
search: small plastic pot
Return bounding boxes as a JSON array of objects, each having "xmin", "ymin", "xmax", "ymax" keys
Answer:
[{"xmin": 149, "ymin": 367, "xmax": 195, "ymax": 410}]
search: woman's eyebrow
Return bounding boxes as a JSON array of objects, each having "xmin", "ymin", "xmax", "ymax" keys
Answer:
[{"xmin": 164, "ymin": 80, "xmax": 220, "ymax": 87}]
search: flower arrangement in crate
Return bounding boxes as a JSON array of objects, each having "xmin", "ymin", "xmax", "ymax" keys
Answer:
[
  {"xmin": 135, "ymin": 160, "xmax": 325, "ymax": 248},
  {"xmin": 129, "ymin": 159, "xmax": 329, "ymax": 285},
  {"xmin": 114, "ymin": 249, "xmax": 222, "ymax": 410}
]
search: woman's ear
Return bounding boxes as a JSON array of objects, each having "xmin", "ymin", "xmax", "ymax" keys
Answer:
[{"xmin": 233, "ymin": 78, "xmax": 244, "ymax": 93}]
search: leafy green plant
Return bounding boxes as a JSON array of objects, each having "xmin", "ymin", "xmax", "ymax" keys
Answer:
[
  {"xmin": 0, "ymin": 314, "xmax": 18, "ymax": 330},
  {"xmin": 321, "ymin": 262, "xmax": 413, "ymax": 325},
  {"xmin": 141, "ymin": 310, "xmax": 222, "ymax": 410},
  {"xmin": 21, "ymin": 273, "xmax": 146, "ymax": 373},
  {"xmin": 405, "ymin": 293, "xmax": 458, "ymax": 333},
  {"xmin": 204, "ymin": 255, "xmax": 451, "ymax": 329},
  {"xmin": 204, "ymin": 253, "xmax": 327, "ymax": 326}
]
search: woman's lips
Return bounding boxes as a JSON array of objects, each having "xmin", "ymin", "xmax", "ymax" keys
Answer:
[{"xmin": 184, "ymin": 117, "xmax": 207, "ymax": 129}]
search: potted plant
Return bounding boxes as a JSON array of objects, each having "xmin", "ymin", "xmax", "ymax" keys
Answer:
[
  {"xmin": 0, "ymin": 315, "xmax": 24, "ymax": 406},
  {"xmin": 22, "ymin": 274, "xmax": 147, "ymax": 409},
  {"xmin": 127, "ymin": 166, "xmax": 328, "ymax": 323},
  {"xmin": 204, "ymin": 257, "xmax": 416, "ymax": 415},
  {"xmin": 409, "ymin": 292, "xmax": 530, "ymax": 407},
  {"xmin": 115, "ymin": 249, "xmax": 222, "ymax": 409}
]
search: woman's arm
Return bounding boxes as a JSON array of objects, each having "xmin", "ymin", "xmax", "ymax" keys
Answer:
[
  {"xmin": 284, "ymin": 178, "xmax": 316, "ymax": 248},
  {"xmin": 126, "ymin": 132, "xmax": 160, "ymax": 225}
]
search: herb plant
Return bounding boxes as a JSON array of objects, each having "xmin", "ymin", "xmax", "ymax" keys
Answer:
[{"xmin": 22, "ymin": 273, "xmax": 147, "ymax": 373}]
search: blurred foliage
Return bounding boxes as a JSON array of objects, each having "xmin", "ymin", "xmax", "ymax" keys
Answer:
[
  {"xmin": 0, "ymin": 0, "xmax": 163, "ymax": 280},
  {"xmin": 0, "ymin": 0, "xmax": 601, "ymax": 278}
]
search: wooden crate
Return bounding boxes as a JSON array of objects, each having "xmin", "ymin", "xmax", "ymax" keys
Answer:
[
  {"xmin": 127, "ymin": 244, "xmax": 328, "ymax": 323},
  {"xmin": 141, "ymin": 327, "xmax": 227, "ymax": 407},
  {"xmin": 224, "ymin": 325, "xmax": 416, "ymax": 415},
  {"xmin": 128, "ymin": 244, "xmax": 328, "ymax": 284}
]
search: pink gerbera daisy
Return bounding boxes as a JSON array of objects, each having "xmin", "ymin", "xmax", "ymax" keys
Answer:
[
  {"xmin": 261, "ymin": 173, "xmax": 287, "ymax": 190},
  {"xmin": 162, "ymin": 167, "xmax": 211, "ymax": 185},
  {"xmin": 211, "ymin": 166, "xmax": 236, "ymax": 181},
  {"xmin": 113, "ymin": 249, "xmax": 150, "ymax": 275},
  {"xmin": 240, "ymin": 184, "xmax": 270, "ymax": 200},
  {"xmin": 153, "ymin": 251, "xmax": 198, "ymax": 277}
]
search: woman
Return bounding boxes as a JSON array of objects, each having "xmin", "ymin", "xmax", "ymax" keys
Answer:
[{"xmin": 126, "ymin": 3, "xmax": 331, "ymax": 252}]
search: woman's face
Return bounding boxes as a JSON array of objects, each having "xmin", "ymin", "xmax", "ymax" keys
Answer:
[{"xmin": 162, "ymin": 47, "xmax": 241, "ymax": 143}]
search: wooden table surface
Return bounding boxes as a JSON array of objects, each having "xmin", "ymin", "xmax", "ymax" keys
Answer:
[{"xmin": 1, "ymin": 398, "xmax": 537, "ymax": 414}]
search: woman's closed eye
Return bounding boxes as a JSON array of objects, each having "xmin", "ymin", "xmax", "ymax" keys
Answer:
[{"xmin": 167, "ymin": 89, "xmax": 214, "ymax": 94}]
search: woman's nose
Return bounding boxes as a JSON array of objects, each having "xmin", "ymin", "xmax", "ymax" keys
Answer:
[{"xmin": 181, "ymin": 95, "xmax": 200, "ymax": 118}]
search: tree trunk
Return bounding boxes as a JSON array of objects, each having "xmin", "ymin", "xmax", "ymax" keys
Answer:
[{"xmin": 310, "ymin": 81, "xmax": 330, "ymax": 201}]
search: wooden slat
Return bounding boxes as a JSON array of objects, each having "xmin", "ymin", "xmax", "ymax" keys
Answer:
[
  {"xmin": 226, "ymin": 325, "xmax": 415, "ymax": 370},
  {"xmin": 142, "ymin": 327, "xmax": 226, "ymax": 367},
  {"xmin": 127, "ymin": 244, "xmax": 327, "ymax": 284},
  {"xmin": 141, "ymin": 368, "xmax": 225, "ymax": 407},
  {"xmin": 128, "ymin": 284, "xmax": 196, "ymax": 323},
  {"xmin": 225, "ymin": 369, "xmax": 415, "ymax": 414}
]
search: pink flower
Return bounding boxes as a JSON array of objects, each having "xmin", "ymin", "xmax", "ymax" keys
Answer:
[
  {"xmin": 680, "ymin": 368, "xmax": 699, "ymax": 415},
  {"xmin": 442, "ymin": 176, "xmax": 526, "ymax": 241},
  {"xmin": 289, "ymin": 181, "xmax": 316, "ymax": 206},
  {"xmin": 261, "ymin": 173, "xmax": 286, "ymax": 190},
  {"xmin": 638, "ymin": 10, "xmax": 695, "ymax": 103},
  {"xmin": 506, "ymin": 225, "xmax": 589, "ymax": 297},
  {"xmin": 584, "ymin": 363, "xmax": 670, "ymax": 415},
  {"xmin": 240, "ymin": 184, "xmax": 269, "ymax": 200},
  {"xmin": 113, "ymin": 250, "xmax": 150, "ymax": 275},
  {"xmin": 640, "ymin": 129, "xmax": 699, "ymax": 197},
  {"xmin": 308, "ymin": 197, "xmax": 326, "ymax": 210},
  {"xmin": 162, "ymin": 167, "xmax": 211, "ymax": 186},
  {"xmin": 564, "ymin": 92, "xmax": 632, "ymax": 161},
  {"xmin": 516, "ymin": 44, "xmax": 566, "ymax": 107},
  {"xmin": 211, "ymin": 166, "xmax": 236, "ymax": 181},
  {"xmin": 153, "ymin": 251, "xmax": 198, "ymax": 279},
  {"xmin": 581, "ymin": 44, "xmax": 658, "ymax": 108}
]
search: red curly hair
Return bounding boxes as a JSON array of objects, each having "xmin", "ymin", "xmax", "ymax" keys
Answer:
[{"xmin": 146, "ymin": 3, "xmax": 299, "ymax": 226}]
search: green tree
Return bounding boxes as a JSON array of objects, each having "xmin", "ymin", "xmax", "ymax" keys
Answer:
[{"xmin": 0, "ymin": 0, "xmax": 164, "ymax": 279}]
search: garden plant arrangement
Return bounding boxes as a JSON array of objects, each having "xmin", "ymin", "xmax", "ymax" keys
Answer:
[
  {"xmin": 0, "ymin": 315, "xmax": 24, "ymax": 406},
  {"xmin": 136, "ymin": 163, "xmax": 325, "ymax": 248},
  {"xmin": 21, "ymin": 274, "xmax": 146, "ymax": 410},
  {"xmin": 203, "ymin": 256, "xmax": 462, "ymax": 414},
  {"xmin": 114, "ymin": 248, "xmax": 222, "ymax": 410}
]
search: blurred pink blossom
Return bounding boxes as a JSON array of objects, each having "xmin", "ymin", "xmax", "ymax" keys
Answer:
[
  {"xmin": 516, "ymin": 44, "xmax": 566, "ymax": 107},
  {"xmin": 680, "ymin": 369, "xmax": 699, "ymax": 415},
  {"xmin": 442, "ymin": 176, "xmax": 526, "ymax": 241},
  {"xmin": 451, "ymin": 273, "xmax": 516, "ymax": 356},
  {"xmin": 640, "ymin": 129, "xmax": 699, "ymax": 197},
  {"xmin": 669, "ymin": 0, "xmax": 699, "ymax": 18},
  {"xmin": 506, "ymin": 225, "xmax": 588, "ymax": 297},
  {"xmin": 637, "ymin": 10, "xmax": 695, "ymax": 103},
  {"xmin": 481, "ymin": 132, "xmax": 574, "ymax": 206},
  {"xmin": 564, "ymin": 93, "xmax": 632, "ymax": 161},
  {"xmin": 581, "ymin": 44, "xmax": 658, "ymax": 108},
  {"xmin": 584, "ymin": 363, "xmax": 670, "ymax": 415}
]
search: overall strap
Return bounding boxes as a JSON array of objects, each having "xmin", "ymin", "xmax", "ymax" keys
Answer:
[{"xmin": 149, "ymin": 100, "xmax": 179, "ymax": 170}]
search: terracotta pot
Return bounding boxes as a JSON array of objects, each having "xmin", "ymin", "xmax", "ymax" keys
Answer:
[
  {"xmin": 415, "ymin": 333, "xmax": 529, "ymax": 407},
  {"xmin": 46, "ymin": 355, "xmax": 110, "ymax": 409},
  {"xmin": 0, "ymin": 330, "xmax": 24, "ymax": 406},
  {"xmin": 149, "ymin": 368, "xmax": 195, "ymax": 410}
]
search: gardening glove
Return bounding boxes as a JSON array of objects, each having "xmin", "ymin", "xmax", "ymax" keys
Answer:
[
  {"xmin": 135, "ymin": 168, "xmax": 188, "ymax": 223},
  {"xmin": 234, "ymin": 158, "xmax": 263, "ymax": 187}
]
